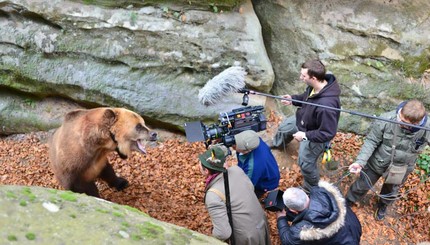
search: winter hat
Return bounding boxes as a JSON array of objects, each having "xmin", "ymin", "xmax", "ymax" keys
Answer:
[
  {"xmin": 198, "ymin": 145, "xmax": 228, "ymax": 172},
  {"xmin": 234, "ymin": 130, "xmax": 260, "ymax": 151}
]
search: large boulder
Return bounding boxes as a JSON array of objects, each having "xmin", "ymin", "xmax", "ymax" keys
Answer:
[
  {"xmin": 0, "ymin": 0, "xmax": 273, "ymax": 134},
  {"xmin": 0, "ymin": 185, "xmax": 224, "ymax": 244},
  {"xmin": 253, "ymin": 0, "xmax": 430, "ymax": 133}
]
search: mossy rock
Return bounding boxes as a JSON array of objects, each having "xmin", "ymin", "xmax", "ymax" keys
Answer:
[{"xmin": 0, "ymin": 185, "xmax": 224, "ymax": 244}]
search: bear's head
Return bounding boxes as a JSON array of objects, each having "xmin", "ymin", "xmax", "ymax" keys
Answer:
[{"xmin": 105, "ymin": 108, "xmax": 157, "ymax": 159}]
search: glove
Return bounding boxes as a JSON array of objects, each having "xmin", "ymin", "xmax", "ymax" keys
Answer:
[{"xmin": 322, "ymin": 149, "xmax": 332, "ymax": 165}]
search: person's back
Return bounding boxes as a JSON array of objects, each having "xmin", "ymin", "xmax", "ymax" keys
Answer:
[
  {"xmin": 206, "ymin": 165, "xmax": 271, "ymax": 245},
  {"xmin": 234, "ymin": 130, "xmax": 280, "ymax": 197},
  {"xmin": 277, "ymin": 182, "xmax": 361, "ymax": 245}
]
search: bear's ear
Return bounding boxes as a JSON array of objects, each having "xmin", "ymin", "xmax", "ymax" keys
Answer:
[
  {"xmin": 64, "ymin": 109, "xmax": 86, "ymax": 122},
  {"xmin": 102, "ymin": 108, "xmax": 117, "ymax": 127}
]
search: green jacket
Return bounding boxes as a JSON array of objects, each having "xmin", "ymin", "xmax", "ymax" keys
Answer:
[{"xmin": 356, "ymin": 110, "xmax": 430, "ymax": 175}]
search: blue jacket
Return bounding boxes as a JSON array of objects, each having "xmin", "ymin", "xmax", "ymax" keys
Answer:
[
  {"xmin": 277, "ymin": 181, "xmax": 362, "ymax": 245},
  {"xmin": 236, "ymin": 138, "xmax": 280, "ymax": 192}
]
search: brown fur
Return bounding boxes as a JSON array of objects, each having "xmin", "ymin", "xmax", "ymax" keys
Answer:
[{"xmin": 48, "ymin": 107, "xmax": 155, "ymax": 197}]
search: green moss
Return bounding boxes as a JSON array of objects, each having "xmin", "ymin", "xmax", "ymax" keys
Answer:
[
  {"xmin": 392, "ymin": 49, "xmax": 430, "ymax": 78},
  {"xmin": 123, "ymin": 205, "xmax": 148, "ymax": 216},
  {"xmin": 386, "ymin": 82, "xmax": 427, "ymax": 101},
  {"xmin": 19, "ymin": 200, "xmax": 27, "ymax": 206},
  {"xmin": 364, "ymin": 59, "xmax": 387, "ymax": 72},
  {"xmin": 169, "ymin": 228, "xmax": 194, "ymax": 244},
  {"xmin": 49, "ymin": 196, "xmax": 59, "ymax": 203},
  {"xmin": 112, "ymin": 211, "xmax": 124, "ymax": 218},
  {"xmin": 25, "ymin": 233, "xmax": 36, "ymax": 240},
  {"xmin": 131, "ymin": 234, "xmax": 142, "ymax": 241},
  {"xmin": 70, "ymin": 214, "xmax": 77, "ymax": 219},
  {"xmin": 137, "ymin": 222, "xmax": 165, "ymax": 239},
  {"xmin": 96, "ymin": 208, "xmax": 109, "ymax": 214},
  {"xmin": 59, "ymin": 191, "xmax": 78, "ymax": 202},
  {"xmin": 7, "ymin": 235, "xmax": 17, "ymax": 241},
  {"xmin": 6, "ymin": 191, "xmax": 17, "ymax": 199},
  {"xmin": 21, "ymin": 187, "xmax": 36, "ymax": 202},
  {"xmin": 121, "ymin": 222, "xmax": 130, "ymax": 227}
]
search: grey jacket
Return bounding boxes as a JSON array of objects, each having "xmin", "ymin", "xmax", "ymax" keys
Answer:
[
  {"xmin": 356, "ymin": 110, "xmax": 430, "ymax": 174},
  {"xmin": 205, "ymin": 165, "xmax": 271, "ymax": 245}
]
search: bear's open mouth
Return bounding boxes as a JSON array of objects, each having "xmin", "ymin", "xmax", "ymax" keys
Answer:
[{"xmin": 136, "ymin": 140, "xmax": 147, "ymax": 154}]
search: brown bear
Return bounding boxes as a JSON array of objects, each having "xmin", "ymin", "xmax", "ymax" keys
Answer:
[{"xmin": 48, "ymin": 107, "xmax": 157, "ymax": 197}]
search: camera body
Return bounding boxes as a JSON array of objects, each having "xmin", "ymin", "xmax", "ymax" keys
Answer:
[{"xmin": 184, "ymin": 105, "xmax": 267, "ymax": 147}]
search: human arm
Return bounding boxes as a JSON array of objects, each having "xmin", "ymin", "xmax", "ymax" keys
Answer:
[
  {"xmin": 354, "ymin": 119, "xmax": 386, "ymax": 166},
  {"xmin": 347, "ymin": 121, "xmax": 386, "ymax": 174},
  {"xmin": 281, "ymin": 94, "xmax": 293, "ymax": 106},
  {"xmin": 277, "ymin": 215, "xmax": 302, "ymax": 245},
  {"xmin": 292, "ymin": 131, "xmax": 307, "ymax": 142},
  {"xmin": 205, "ymin": 192, "xmax": 231, "ymax": 241}
]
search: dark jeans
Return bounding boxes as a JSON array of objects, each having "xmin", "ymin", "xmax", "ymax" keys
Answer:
[
  {"xmin": 273, "ymin": 116, "xmax": 325, "ymax": 191},
  {"xmin": 273, "ymin": 116, "xmax": 297, "ymax": 148}
]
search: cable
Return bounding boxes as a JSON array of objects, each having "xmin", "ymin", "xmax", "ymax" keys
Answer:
[
  {"xmin": 240, "ymin": 89, "xmax": 430, "ymax": 131},
  {"xmin": 348, "ymin": 170, "xmax": 430, "ymax": 201}
]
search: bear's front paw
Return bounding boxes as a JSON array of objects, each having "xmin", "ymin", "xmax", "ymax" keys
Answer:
[{"xmin": 114, "ymin": 178, "xmax": 129, "ymax": 191}]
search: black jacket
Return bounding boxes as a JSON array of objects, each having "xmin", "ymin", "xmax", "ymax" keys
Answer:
[
  {"xmin": 277, "ymin": 181, "xmax": 362, "ymax": 245},
  {"xmin": 292, "ymin": 74, "xmax": 341, "ymax": 143}
]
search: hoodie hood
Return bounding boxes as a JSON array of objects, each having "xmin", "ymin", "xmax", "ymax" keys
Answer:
[
  {"xmin": 396, "ymin": 101, "xmax": 428, "ymax": 133},
  {"xmin": 299, "ymin": 181, "xmax": 347, "ymax": 241},
  {"xmin": 309, "ymin": 74, "xmax": 341, "ymax": 99}
]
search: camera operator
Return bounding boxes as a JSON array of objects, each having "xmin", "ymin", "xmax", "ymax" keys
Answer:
[
  {"xmin": 232, "ymin": 130, "xmax": 280, "ymax": 199},
  {"xmin": 276, "ymin": 182, "xmax": 361, "ymax": 245},
  {"xmin": 198, "ymin": 145, "xmax": 271, "ymax": 245}
]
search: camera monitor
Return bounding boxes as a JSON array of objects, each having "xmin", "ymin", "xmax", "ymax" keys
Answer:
[
  {"xmin": 264, "ymin": 189, "xmax": 286, "ymax": 212},
  {"xmin": 184, "ymin": 121, "xmax": 206, "ymax": 143}
]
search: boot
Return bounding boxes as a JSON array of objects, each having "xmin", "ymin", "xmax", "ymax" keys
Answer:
[{"xmin": 374, "ymin": 203, "xmax": 387, "ymax": 221}]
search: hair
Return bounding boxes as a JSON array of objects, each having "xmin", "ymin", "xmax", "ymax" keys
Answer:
[
  {"xmin": 283, "ymin": 187, "xmax": 308, "ymax": 211},
  {"xmin": 402, "ymin": 99, "xmax": 426, "ymax": 124},
  {"xmin": 201, "ymin": 164, "xmax": 221, "ymax": 174},
  {"xmin": 301, "ymin": 59, "xmax": 326, "ymax": 81}
]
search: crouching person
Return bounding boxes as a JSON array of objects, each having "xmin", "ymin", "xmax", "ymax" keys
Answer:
[
  {"xmin": 276, "ymin": 182, "xmax": 361, "ymax": 245},
  {"xmin": 198, "ymin": 145, "xmax": 271, "ymax": 245}
]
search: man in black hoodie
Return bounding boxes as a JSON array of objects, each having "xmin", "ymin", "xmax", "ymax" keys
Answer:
[
  {"xmin": 276, "ymin": 182, "xmax": 362, "ymax": 245},
  {"xmin": 272, "ymin": 59, "xmax": 341, "ymax": 191}
]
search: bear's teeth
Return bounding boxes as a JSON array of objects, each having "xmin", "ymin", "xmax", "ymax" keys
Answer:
[{"xmin": 137, "ymin": 140, "xmax": 147, "ymax": 154}]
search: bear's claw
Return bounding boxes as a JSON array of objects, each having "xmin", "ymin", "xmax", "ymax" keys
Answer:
[{"xmin": 115, "ymin": 178, "xmax": 129, "ymax": 191}]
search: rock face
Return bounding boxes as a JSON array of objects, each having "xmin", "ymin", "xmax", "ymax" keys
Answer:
[
  {"xmin": 0, "ymin": 0, "xmax": 272, "ymax": 134},
  {"xmin": 0, "ymin": 185, "xmax": 224, "ymax": 244},
  {"xmin": 1, "ymin": 0, "xmax": 430, "ymax": 135},
  {"xmin": 253, "ymin": 0, "xmax": 430, "ymax": 133}
]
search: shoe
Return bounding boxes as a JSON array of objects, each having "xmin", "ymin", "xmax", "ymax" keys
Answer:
[
  {"xmin": 374, "ymin": 204, "xmax": 387, "ymax": 220},
  {"xmin": 267, "ymin": 140, "xmax": 279, "ymax": 150}
]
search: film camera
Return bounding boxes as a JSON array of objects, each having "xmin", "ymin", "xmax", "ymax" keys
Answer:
[{"xmin": 184, "ymin": 105, "xmax": 267, "ymax": 147}]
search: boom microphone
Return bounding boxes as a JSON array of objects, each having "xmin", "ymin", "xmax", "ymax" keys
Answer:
[
  {"xmin": 198, "ymin": 66, "xmax": 247, "ymax": 106},
  {"xmin": 197, "ymin": 67, "xmax": 428, "ymax": 131}
]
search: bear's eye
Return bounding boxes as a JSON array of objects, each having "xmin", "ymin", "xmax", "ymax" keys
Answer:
[{"xmin": 135, "ymin": 123, "xmax": 145, "ymax": 132}]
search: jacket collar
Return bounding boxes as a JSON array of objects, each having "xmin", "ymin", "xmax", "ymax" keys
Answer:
[{"xmin": 300, "ymin": 181, "xmax": 347, "ymax": 240}]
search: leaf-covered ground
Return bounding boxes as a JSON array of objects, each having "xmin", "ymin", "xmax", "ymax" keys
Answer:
[{"xmin": 0, "ymin": 111, "xmax": 429, "ymax": 244}]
